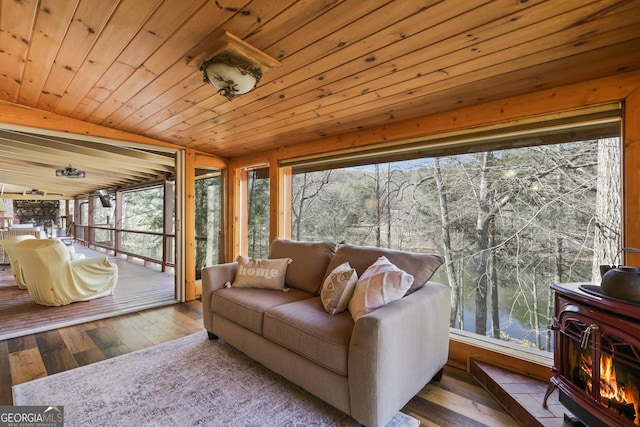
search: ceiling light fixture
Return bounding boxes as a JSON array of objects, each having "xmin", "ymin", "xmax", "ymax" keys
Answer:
[
  {"xmin": 186, "ymin": 31, "xmax": 280, "ymax": 101},
  {"xmin": 56, "ymin": 164, "xmax": 85, "ymax": 178},
  {"xmin": 200, "ymin": 53, "xmax": 262, "ymax": 100}
]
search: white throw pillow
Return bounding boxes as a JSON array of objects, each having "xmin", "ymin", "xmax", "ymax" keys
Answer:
[
  {"xmin": 320, "ymin": 262, "xmax": 358, "ymax": 315},
  {"xmin": 230, "ymin": 256, "xmax": 292, "ymax": 290},
  {"xmin": 348, "ymin": 256, "xmax": 414, "ymax": 322}
]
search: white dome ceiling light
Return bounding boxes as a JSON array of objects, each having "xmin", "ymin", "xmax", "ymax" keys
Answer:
[{"xmin": 187, "ymin": 31, "xmax": 280, "ymax": 101}]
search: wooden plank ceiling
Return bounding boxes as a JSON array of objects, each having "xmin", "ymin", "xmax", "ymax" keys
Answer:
[{"xmin": 1, "ymin": 0, "xmax": 640, "ymax": 198}]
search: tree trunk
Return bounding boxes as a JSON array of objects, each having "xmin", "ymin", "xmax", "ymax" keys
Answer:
[
  {"xmin": 592, "ymin": 137, "xmax": 621, "ymax": 281},
  {"xmin": 433, "ymin": 158, "xmax": 459, "ymax": 327},
  {"xmin": 532, "ymin": 272, "xmax": 541, "ymax": 349},
  {"xmin": 489, "ymin": 222, "xmax": 500, "ymax": 339},
  {"xmin": 475, "ymin": 152, "xmax": 494, "ymax": 336},
  {"xmin": 293, "ymin": 173, "xmax": 308, "ymax": 240},
  {"xmin": 547, "ymin": 236, "xmax": 563, "ymax": 351},
  {"xmin": 248, "ymin": 172, "xmax": 256, "ymax": 255}
]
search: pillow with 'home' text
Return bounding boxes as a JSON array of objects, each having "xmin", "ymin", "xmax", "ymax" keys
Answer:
[{"xmin": 230, "ymin": 256, "xmax": 292, "ymax": 290}]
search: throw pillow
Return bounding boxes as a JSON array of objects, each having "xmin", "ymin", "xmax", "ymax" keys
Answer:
[
  {"xmin": 320, "ymin": 262, "xmax": 358, "ymax": 315},
  {"xmin": 323, "ymin": 243, "xmax": 443, "ymax": 294},
  {"xmin": 230, "ymin": 256, "xmax": 292, "ymax": 290},
  {"xmin": 348, "ymin": 256, "xmax": 414, "ymax": 322}
]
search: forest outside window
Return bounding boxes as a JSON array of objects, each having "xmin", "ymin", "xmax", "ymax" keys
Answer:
[
  {"xmin": 244, "ymin": 167, "xmax": 270, "ymax": 259},
  {"xmin": 286, "ymin": 117, "xmax": 621, "ymax": 355},
  {"xmin": 195, "ymin": 169, "xmax": 222, "ymax": 279}
]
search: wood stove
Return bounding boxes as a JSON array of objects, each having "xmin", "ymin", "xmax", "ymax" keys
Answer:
[{"xmin": 544, "ymin": 283, "xmax": 640, "ymax": 426}]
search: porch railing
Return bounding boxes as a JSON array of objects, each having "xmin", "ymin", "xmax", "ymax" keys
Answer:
[{"xmin": 74, "ymin": 224, "xmax": 175, "ymax": 270}]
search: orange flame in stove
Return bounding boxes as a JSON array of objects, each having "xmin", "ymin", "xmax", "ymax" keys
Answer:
[
  {"xmin": 601, "ymin": 356, "xmax": 629, "ymax": 403},
  {"xmin": 579, "ymin": 353, "xmax": 639, "ymax": 424}
]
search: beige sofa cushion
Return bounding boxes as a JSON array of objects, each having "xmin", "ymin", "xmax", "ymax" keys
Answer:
[
  {"xmin": 324, "ymin": 242, "xmax": 443, "ymax": 294},
  {"xmin": 211, "ymin": 287, "xmax": 312, "ymax": 335},
  {"xmin": 269, "ymin": 238, "xmax": 338, "ymax": 294},
  {"xmin": 264, "ymin": 297, "xmax": 354, "ymax": 376}
]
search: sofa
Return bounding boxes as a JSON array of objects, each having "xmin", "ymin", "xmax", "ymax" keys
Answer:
[{"xmin": 201, "ymin": 239, "xmax": 451, "ymax": 427}]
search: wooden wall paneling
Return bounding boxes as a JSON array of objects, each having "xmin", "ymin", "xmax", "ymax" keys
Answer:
[
  {"xmin": 102, "ymin": 59, "xmax": 202, "ymax": 128},
  {"xmin": 36, "ymin": 0, "xmax": 119, "ymax": 111},
  {"xmin": 87, "ymin": 0, "xmax": 215, "ymax": 124},
  {"xmin": 224, "ymin": 166, "xmax": 242, "ymax": 261},
  {"xmin": 197, "ymin": 0, "xmax": 585, "ymax": 145},
  {"xmin": 268, "ymin": 40, "xmax": 640, "ymax": 150},
  {"xmin": 2, "ymin": 1, "xmax": 639, "ymax": 162},
  {"xmin": 69, "ymin": 0, "xmax": 207, "ymax": 120},
  {"xmin": 97, "ymin": 0, "xmax": 277, "ymax": 128},
  {"xmin": 179, "ymin": 0, "xmax": 487, "ymax": 146},
  {"xmin": 0, "ymin": 101, "xmax": 190, "ymax": 151},
  {"xmin": 203, "ymin": 39, "xmax": 640, "ymax": 152},
  {"xmin": 183, "ymin": 0, "xmax": 631, "ymax": 149},
  {"xmin": 17, "ymin": 0, "xmax": 77, "ymax": 107},
  {"xmin": 222, "ymin": 7, "xmax": 640, "ymax": 148},
  {"xmin": 125, "ymin": 81, "xmax": 213, "ymax": 140},
  {"xmin": 53, "ymin": 0, "xmax": 164, "ymax": 117},
  {"xmin": 93, "ymin": 0, "xmax": 288, "ymax": 131},
  {"xmin": 242, "ymin": 71, "xmax": 640, "ymax": 164},
  {"xmin": 448, "ymin": 336, "xmax": 552, "ymax": 383},
  {"xmin": 115, "ymin": 71, "xmax": 208, "ymax": 133},
  {"xmin": 241, "ymin": 0, "xmax": 352, "ymax": 50},
  {"xmin": 624, "ymin": 85, "xmax": 640, "ymax": 266},
  {"xmin": 268, "ymin": 155, "xmax": 288, "ymax": 242},
  {"xmin": 164, "ymin": 0, "xmax": 430, "ymax": 144},
  {"xmin": 194, "ymin": 153, "xmax": 227, "ymax": 170},
  {"xmin": 0, "ymin": 0, "xmax": 39, "ymax": 102},
  {"xmin": 198, "ymin": 0, "xmax": 453, "ymax": 120},
  {"xmin": 308, "ymin": 6, "xmax": 640, "ymax": 119}
]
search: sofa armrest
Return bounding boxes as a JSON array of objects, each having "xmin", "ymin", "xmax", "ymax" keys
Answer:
[
  {"xmin": 348, "ymin": 281, "xmax": 451, "ymax": 427},
  {"xmin": 201, "ymin": 262, "xmax": 237, "ymax": 333}
]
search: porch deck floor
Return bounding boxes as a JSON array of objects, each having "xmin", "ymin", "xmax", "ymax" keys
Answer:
[{"xmin": 0, "ymin": 243, "xmax": 176, "ymax": 341}]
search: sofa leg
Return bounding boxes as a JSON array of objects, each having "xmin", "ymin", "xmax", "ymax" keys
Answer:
[
  {"xmin": 432, "ymin": 367, "xmax": 445, "ymax": 382},
  {"xmin": 207, "ymin": 331, "xmax": 219, "ymax": 340}
]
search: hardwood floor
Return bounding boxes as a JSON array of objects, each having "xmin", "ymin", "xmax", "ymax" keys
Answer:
[
  {"xmin": 0, "ymin": 300, "xmax": 520, "ymax": 426},
  {"xmin": 0, "ymin": 243, "xmax": 176, "ymax": 340}
]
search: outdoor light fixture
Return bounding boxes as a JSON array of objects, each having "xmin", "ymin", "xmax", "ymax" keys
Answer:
[
  {"xmin": 56, "ymin": 164, "xmax": 86, "ymax": 178},
  {"xmin": 186, "ymin": 31, "xmax": 280, "ymax": 101}
]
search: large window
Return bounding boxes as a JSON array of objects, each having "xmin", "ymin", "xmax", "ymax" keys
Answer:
[
  {"xmin": 195, "ymin": 171, "xmax": 222, "ymax": 278},
  {"xmin": 291, "ymin": 127, "xmax": 621, "ymax": 352}
]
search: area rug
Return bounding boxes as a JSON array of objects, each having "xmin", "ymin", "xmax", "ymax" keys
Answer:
[{"xmin": 13, "ymin": 332, "xmax": 419, "ymax": 427}]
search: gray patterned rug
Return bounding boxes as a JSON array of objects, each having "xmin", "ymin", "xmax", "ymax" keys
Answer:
[{"xmin": 13, "ymin": 332, "xmax": 420, "ymax": 427}]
